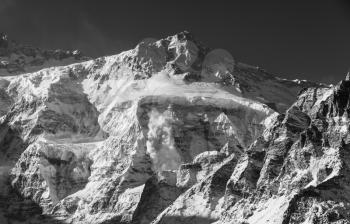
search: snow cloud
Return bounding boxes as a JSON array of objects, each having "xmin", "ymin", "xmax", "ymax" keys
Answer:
[{"xmin": 146, "ymin": 108, "xmax": 182, "ymax": 173}]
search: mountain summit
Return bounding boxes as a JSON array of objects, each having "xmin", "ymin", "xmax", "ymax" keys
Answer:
[{"xmin": 0, "ymin": 32, "xmax": 338, "ymax": 224}]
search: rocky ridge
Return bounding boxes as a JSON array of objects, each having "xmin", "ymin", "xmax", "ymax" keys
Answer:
[
  {"xmin": 214, "ymin": 77, "xmax": 350, "ymax": 224},
  {"xmin": 0, "ymin": 31, "xmax": 336, "ymax": 224},
  {"xmin": 0, "ymin": 33, "xmax": 90, "ymax": 77}
]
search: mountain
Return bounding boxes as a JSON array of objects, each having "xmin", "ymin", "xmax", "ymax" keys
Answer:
[
  {"xmin": 0, "ymin": 31, "xmax": 332, "ymax": 224},
  {"xmin": 0, "ymin": 33, "xmax": 90, "ymax": 77}
]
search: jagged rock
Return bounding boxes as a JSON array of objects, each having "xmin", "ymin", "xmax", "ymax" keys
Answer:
[
  {"xmin": 283, "ymin": 106, "xmax": 311, "ymax": 133},
  {"xmin": 153, "ymin": 154, "xmax": 238, "ymax": 224},
  {"xmin": 215, "ymin": 76, "xmax": 350, "ymax": 224}
]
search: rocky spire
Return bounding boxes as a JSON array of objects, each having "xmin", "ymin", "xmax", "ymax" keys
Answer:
[
  {"xmin": 346, "ymin": 68, "xmax": 350, "ymax": 81},
  {"xmin": 0, "ymin": 32, "xmax": 8, "ymax": 48}
]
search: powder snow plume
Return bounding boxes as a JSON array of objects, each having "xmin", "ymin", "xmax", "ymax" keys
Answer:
[{"xmin": 146, "ymin": 107, "xmax": 182, "ymax": 173}]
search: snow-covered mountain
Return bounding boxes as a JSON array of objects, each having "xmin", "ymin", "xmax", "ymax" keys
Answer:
[
  {"xmin": 0, "ymin": 31, "xmax": 337, "ymax": 224},
  {"xmin": 0, "ymin": 33, "xmax": 90, "ymax": 77}
]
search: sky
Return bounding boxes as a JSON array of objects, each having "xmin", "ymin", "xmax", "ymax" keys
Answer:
[{"xmin": 0, "ymin": 0, "xmax": 350, "ymax": 84}]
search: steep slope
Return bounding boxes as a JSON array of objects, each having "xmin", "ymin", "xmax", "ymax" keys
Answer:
[{"xmin": 0, "ymin": 31, "xmax": 324, "ymax": 224}]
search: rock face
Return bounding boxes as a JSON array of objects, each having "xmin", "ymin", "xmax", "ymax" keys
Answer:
[
  {"xmin": 215, "ymin": 79, "xmax": 350, "ymax": 224},
  {"xmin": 0, "ymin": 31, "xmax": 333, "ymax": 224}
]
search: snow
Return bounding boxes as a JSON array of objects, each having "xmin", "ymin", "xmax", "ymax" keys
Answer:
[
  {"xmin": 247, "ymin": 195, "xmax": 292, "ymax": 224},
  {"xmin": 146, "ymin": 108, "xmax": 182, "ymax": 172}
]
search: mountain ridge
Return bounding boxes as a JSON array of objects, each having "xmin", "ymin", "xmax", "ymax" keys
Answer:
[{"xmin": 0, "ymin": 32, "xmax": 90, "ymax": 77}]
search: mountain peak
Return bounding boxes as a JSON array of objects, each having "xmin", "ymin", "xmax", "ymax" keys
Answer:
[
  {"xmin": 166, "ymin": 31, "xmax": 210, "ymax": 53},
  {"xmin": 174, "ymin": 30, "xmax": 195, "ymax": 41}
]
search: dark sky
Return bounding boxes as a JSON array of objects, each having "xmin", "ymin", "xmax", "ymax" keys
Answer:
[{"xmin": 1, "ymin": 0, "xmax": 350, "ymax": 84}]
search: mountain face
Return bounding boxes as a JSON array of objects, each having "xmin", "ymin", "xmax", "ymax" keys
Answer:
[
  {"xmin": 0, "ymin": 31, "xmax": 336, "ymax": 224},
  {"xmin": 215, "ymin": 79, "xmax": 350, "ymax": 224}
]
